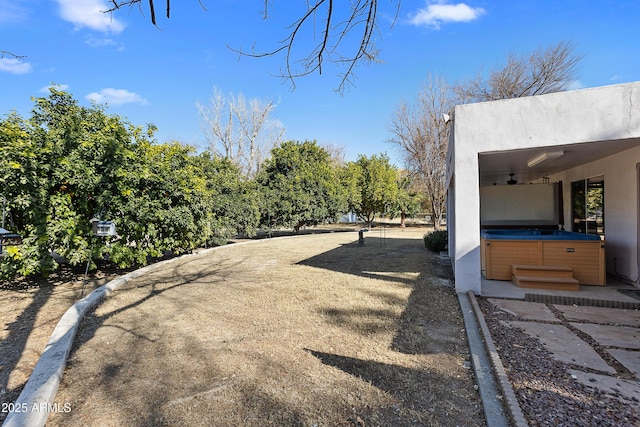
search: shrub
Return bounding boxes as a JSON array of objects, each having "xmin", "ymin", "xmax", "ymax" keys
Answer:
[{"xmin": 423, "ymin": 230, "xmax": 447, "ymax": 252}]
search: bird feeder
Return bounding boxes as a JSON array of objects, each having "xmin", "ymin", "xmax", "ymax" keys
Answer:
[
  {"xmin": 90, "ymin": 218, "xmax": 117, "ymax": 237},
  {"xmin": 0, "ymin": 227, "xmax": 22, "ymax": 256}
]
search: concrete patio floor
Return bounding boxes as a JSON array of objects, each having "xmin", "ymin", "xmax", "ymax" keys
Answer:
[{"xmin": 481, "ymin": 275, "xmax": 640, "ymax": 308}]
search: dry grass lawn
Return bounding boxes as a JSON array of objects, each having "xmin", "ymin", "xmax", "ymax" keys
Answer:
[{"xmin": 13, "ymin": 228, "xmax": 485, "ymax": 426}]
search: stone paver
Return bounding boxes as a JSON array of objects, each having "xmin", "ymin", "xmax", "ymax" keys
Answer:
[
  {"xmin": 492, "ymin": 299, "xmax": 640, "ymax": 401},
  {"xmin": 606, "ymin": 349, "xmax": 640, "ymax": 379},
  {"xmin": 569, "ymin": 369, "xmax": 640, "ymax": 411},
  {"xmin": 488, "ymin": 299, "xmax": 559, "ymax": 322},
  {"xmin": 508, "ymin": 321, "xmax": 615, "ymax": 373},
  {"xmin": 556, "ymin": 305, "xmax": 640, "ymax": 327},
  {"xmin": 571, "ymin": 323, "xmax": 640, "ymax": 349}
]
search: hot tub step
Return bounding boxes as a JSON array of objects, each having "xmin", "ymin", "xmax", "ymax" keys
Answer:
[
  {"xmin": 513, "ymin": 275, "xmax": 580, "ymax": 291},
  {"xmin": 512, "ymin": 264, "xmax": 574, "ymax": 279}
]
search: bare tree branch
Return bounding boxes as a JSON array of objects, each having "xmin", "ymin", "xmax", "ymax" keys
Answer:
[
  {"xmin": 0, "ymin": 50, "xmax": 26, "ymax": 59},
  {"xmin": 387, "ymin": 75, "xmax": 454, "ymax": 230},
  {"xmin": 148, "ymin": 0, "xmax": 156, "ymax": 24},
  {"xmin": 455, "ymin": 41, "xmax": 583, "ymax": 103},
  {"xmin": 106, "ymin": 0, "xmax": 174, "ymax": 25},
  {"xmin": 105, "ymin": 0, "xmax": 400, "ymax": 94},
  {"xmin": 197, "ymin": 88, "xmax": 284, "ymax": 178}
]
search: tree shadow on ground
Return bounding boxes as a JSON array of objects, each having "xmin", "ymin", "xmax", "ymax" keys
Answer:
[
  {"xmin": 67, "ymin": 254, "xmax": 245, "ymax": 359},
  {"xmin": 0, "ymin": 284, "xmax": 54, "ymax": 413},
  {"xmin": 299, "ymin": 235, "xmax": 480, "ymax": 424},
  {"xmin": 0, "ymin": 262, "xmax": 118, "ymax": 419},
  {"xmin": 390, "ymin": 249, "xmax": 461, "ymax": 355},
  {"xmin": 305, "ymin": 348, "xmax": 480, "ymax": 426},
  {"xmin": 298, "ymin": 234, "xmax": 460, "ymax": 355},
  {"xmin": 55, "ymin": 328, "xmax": 311, "ymax": 427},
  {"xmin": 297, "ymin": 235, "xmax": 426, "ymax": 284}
]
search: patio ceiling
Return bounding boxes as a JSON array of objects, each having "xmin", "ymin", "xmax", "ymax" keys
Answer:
[{"xmin": 478, "ymin": 138, "xmax": 640, "ymax": 186}]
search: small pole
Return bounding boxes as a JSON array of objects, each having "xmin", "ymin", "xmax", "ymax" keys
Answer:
[
  {"xmin": 1, "ymin": 195, "xmax": 6, "ymax": 229},
  {"xmin": 80, "ymin": 240, "xmax": 95, "ymax": 299}
]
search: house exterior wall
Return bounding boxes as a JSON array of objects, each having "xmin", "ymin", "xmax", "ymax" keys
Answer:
[
  {"xmin": 550, "ymin": 145, "xmax": 640, "ymax": 283},
  {"xmin": 448, "ymin": 82, "xmax": 640, "ymax": 293}
]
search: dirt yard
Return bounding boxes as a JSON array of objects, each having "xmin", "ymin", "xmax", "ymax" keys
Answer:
[{"xmin": 1, "ymin": 227, "xmax": 485, "ymax": 426}]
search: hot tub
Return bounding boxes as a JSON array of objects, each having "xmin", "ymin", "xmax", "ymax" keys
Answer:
[{"xmin": 480, "ymin": 229, "xmax": 605, "ymax": 285}]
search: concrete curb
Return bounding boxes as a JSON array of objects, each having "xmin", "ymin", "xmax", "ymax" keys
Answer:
[
  {"xmin": 463, "ymin": 291, "xmax": 529, "ymax": 427},
  {"xmin": 458, "ymin": 292, "xmax": 511, "ymax": 427}
]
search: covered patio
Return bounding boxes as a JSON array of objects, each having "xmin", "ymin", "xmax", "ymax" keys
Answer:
[{"xmin": 446, "ymin": 81, "xmax": 640, "ymax": 297}]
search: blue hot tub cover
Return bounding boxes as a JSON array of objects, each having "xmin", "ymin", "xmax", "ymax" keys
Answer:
[{"xmin": 480, "ymin": 229, "xmax": 601, "ymax": 241}]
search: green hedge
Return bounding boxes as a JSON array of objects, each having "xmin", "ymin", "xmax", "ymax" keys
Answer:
[{"xmin": 423, "ymin": 230, "xmax": 447, "ymax": 252}]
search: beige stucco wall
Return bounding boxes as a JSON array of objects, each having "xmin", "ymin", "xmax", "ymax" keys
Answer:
[{"xmin": 448, "ymin": 82, "xmax": 640, "ymax": 293}]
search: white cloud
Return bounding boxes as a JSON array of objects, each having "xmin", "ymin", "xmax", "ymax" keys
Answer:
[
  {"xmin": 85, "ymin": 36, "xmax": 117, "ymax": 48},
  {"xmin": 0, "ymin": 57, "xmax": 32, "ymax": 74},
  {"xmin": 409, "ymin": 1, "xmax": 485, "ymax": 29},
  {"xmin": 0, "ymin": 2, "xmax": 28, "ymax": 24},
  {"xmin": 86, "ymin": 88, "xmax": 149, "ymax": 106},
  {"xmin": 55, "ymin": 0, "xmax": 125, "ymax": 33}
]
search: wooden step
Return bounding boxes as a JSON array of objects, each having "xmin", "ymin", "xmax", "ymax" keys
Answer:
[
  {"xmin": 512, "ymin": 275, "xmax": 580, "ymax": 291},
  {"xmin": 512, "ymin": 264, "xmax": 574, "ymax": 279}
]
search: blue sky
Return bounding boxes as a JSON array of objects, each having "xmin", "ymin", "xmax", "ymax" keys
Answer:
[{"xmin": 1, "ymin": 1, "xmax": 639, "ymax": 165}]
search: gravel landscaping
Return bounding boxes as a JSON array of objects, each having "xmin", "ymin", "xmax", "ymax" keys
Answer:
[{"xmin": 478, "ymin": 298, "xmax": 640, "ymax": 427}]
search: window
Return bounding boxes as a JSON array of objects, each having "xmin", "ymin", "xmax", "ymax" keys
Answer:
[{"xmin": 571, "ymin": 176, "xmax": 604, "ymax": 235}]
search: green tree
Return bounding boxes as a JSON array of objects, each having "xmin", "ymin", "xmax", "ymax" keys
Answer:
[
  {"xmin": 107, "ymin": 140, "xmax": 213, "ymax": 267},
  {"xmin": 339, "ymin": 161, "xmax": 362, "ymax": 219},
  {"xmin": 0, "ymin": 88, "xmax": 225, "ymax": 278},
  {"xmin": 348, "ymin": 154, "xmax": 399, "ymax": 228},
  {"xmin": 0, "ymin": 112, "xmax": 55, "ymax": 277},
  {"xmin": 257, "ymin": 140, "xmax": 348, "ymax": 231},
  {"xmin": 194, "ymin": 153, "xmax": 261, "ymax": 245},
  {"xmin": 390, "ymin": 172, "xmax": 423, "ymax": 227},
  {"xmin": 0, "ymin": 88, "xmax": 171, "ymax": 276}
]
